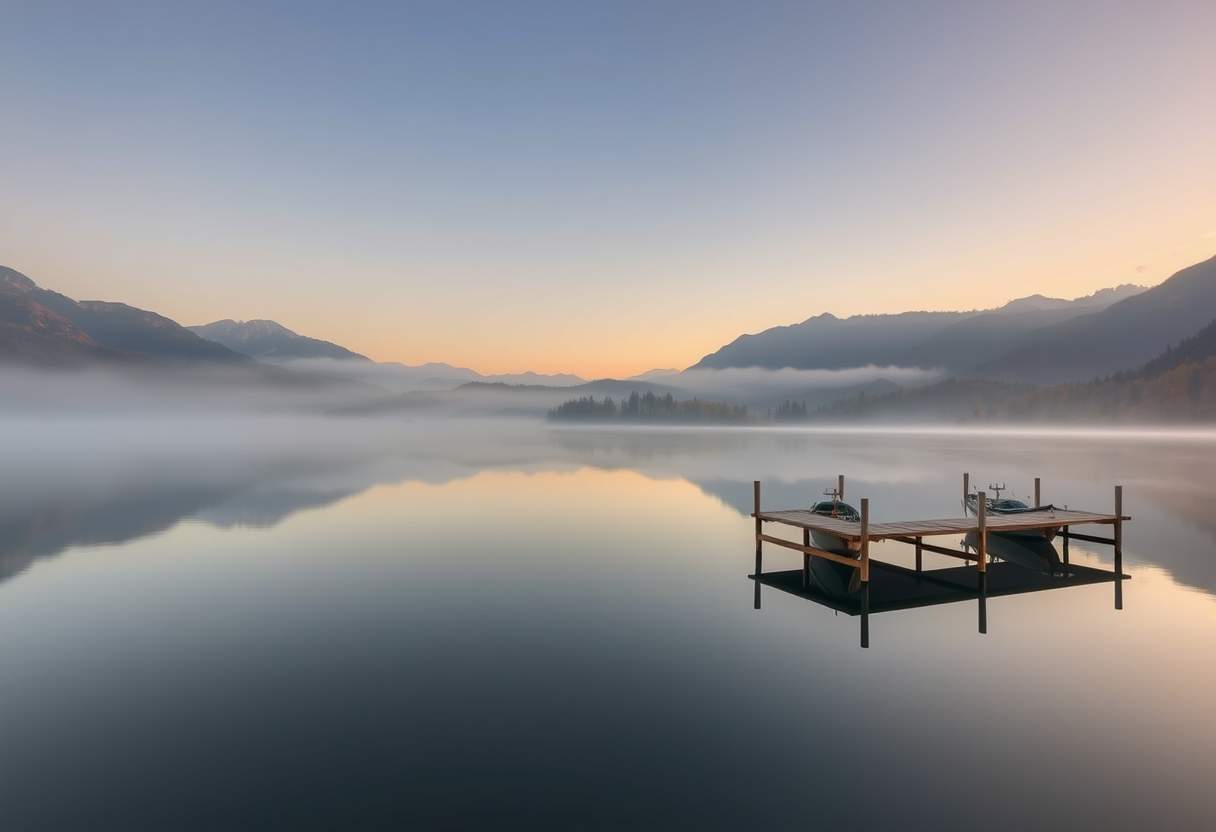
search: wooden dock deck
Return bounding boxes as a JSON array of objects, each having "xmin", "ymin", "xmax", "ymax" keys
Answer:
[{"xmin": 755, "ymin": 507, "xmax": 1124, "ymax": 541}]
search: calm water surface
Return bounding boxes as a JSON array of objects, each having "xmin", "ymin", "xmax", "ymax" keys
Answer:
[{"xmin": 1, "ymin": 418, "xmax": 1213, "ymax": 829}]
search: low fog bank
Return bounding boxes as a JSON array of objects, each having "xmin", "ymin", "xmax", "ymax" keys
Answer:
[
  {"xmin": 0, "ymin": 365, "xmax": 594, "ymax": 420},
  {"xmin": 0, "ymin": 365, "xmax": 395, "ymax": 416},
  {"xmin": 5, "ymin": 360, "xmax": 1213, "ymax": 427},
  {"xmin": 263, "ymin": 357, "xmax": 476, "ymax": 394},
  {"xmin": 267, "ymin": 358, "xmax": 587, "ymax": 393}
]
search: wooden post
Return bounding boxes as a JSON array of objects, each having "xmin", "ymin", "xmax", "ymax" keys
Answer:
[
  {"xmin": 976, "ymin": 490, "xmax": 987, "ymax": 573},
  {"xmin": 754, "ymin": 481, "xmax": 762, "ymax": 577},
  {"xmin": 838, "ymin": 474, "xmax": 845, "ymax": 501},
  {"xmin": 860, "ymin": 582, "xmax": 870, "ymax": 649},
  {"xmin": 802, "ymin": 529, "xmax": 810, "ymax": 591},
  {"xmin": 859, "ymin": 498, "xmax": 870, "ymax": 584},
  {"xmin": 1034, "ymin": 477, "xmax": 1041, "ymax": 509},
  {"xmin": 1114, "ymin": 485, "xmax": 1123, "ymax": 610},
  {"xmin": 977, "ymin": 571, "xmax": 988, "ymax": 635},
  {"xmin": 1114, "ymin": 485, "xmax": 1123, "ymax": 555},
  {"xmin": 1062, "ymin": 526, "xmax": 1070, "ymax": 567},
  {"xmin": 963, "ymin": 472, "xmax": 970, "ymax": 504},
  {"xmin": 915, "ymin": 536, "xmax": 923, "ymax": 574}
]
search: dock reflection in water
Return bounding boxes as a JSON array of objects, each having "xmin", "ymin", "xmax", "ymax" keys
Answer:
[{"xmin": 751, "ymin": 536, "xmax": 1128, "ymax": 648}]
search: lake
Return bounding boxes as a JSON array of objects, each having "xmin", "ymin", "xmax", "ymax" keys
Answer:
[{"xmin": 0, "ymin": 417, "xmax": 1213, "ymax": 828}]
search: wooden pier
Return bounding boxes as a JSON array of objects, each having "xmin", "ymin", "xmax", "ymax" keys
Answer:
[{"xmin": 750, "ymin": 474, "xmax": 1130, "ymax": 647}]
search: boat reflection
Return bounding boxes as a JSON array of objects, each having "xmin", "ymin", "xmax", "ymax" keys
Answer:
[{"xmin": 963, "ymin": 530, "xmax": 1062, "ymax": 575}]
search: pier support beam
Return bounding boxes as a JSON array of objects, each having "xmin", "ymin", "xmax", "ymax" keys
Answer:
[
  {"xmin": 802, "ymin": 529, "xmax": 810, "ymax": 590},
  {"xmin": 1034, "ymin": 477, "xmax": 1041, "ymax": 509},
  {"xmin": 1114, "ymin": 485, "xmax": 1124, "ymax": 610},
  {"xmin": 753, "ymin": 481, "xmax": 762, "ymax": 578},
  {"xmin": 838, "ymin": 474, "xmax": 845, "ymax": 500},
  {"xmin": 860, "ymin": 582, "xmax": 870, "ymax": 649},
  {"xmin": 1062, "ymin": 526, "xmax": 1070, "ymax": 567},
  {"xmin": 978, "ymin": 571, "xmax": 988, "ymax": 635},
  {"xmin": 976, "ymin": 490, "xmax": 987, "ymax": 573},
  {"xmin": 915, "ymin": 536, "xmax": 923, "ymax": 574},
  {"xmin": 963, "ymin": 472, "xmax": 970, "ymax": 505},
  {"xmin": 752, "ymin": 480, "xmax": 762, "ymax": 610},
  {"xmin": 859, "ymin": 498, "xmax": 870, "ymax": 584}
]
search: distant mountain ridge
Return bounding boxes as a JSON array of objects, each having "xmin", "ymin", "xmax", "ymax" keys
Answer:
[
  {"xmin": 190, "ymin": 317, "xmax": 586, "ymax": 388},
  {"xmin": 190, "ymin": 319, "xmax": 370, "ymax": 361},
  {"xmin": 2, "ymin": 266, "xmax": 245, "ymax": 366},
  {"xmin": 976, "ymin": 255, "xmax": 1216, "ymax": 383},
  {"xmin": 693, "ymin": 283, "xmax": 1147, "ymax": 377},
  {"xmin": 813, "ymin": 309, "xmax": 1216, "ymax": 423},
  {"xmin": 1, "ymin": 266, "xmax": 586, "ymax": 389}
]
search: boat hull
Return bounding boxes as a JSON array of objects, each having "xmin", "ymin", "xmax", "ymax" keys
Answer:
[
  {"xmin": 809, "ymin": 530, "xmax": 863, "ymax": 596},
  {"xmin": 964, "ymin": 496, "xmax": 1059, "ymax": 540}
]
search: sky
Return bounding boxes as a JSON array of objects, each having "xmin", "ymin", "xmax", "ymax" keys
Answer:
[{"xmin": 2, "ymin": 1, "xmax": 1214, "ymax": 378}]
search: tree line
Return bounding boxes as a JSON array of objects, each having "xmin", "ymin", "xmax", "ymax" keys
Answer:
[{"xmin": 548, "ymin": 390, "xmax": 750, "ymax": 424}]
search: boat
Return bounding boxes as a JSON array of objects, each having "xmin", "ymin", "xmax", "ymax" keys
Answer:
[
  {"xmin": 964, "ymin": 483, "xmax": 1061, "ymax": 541},
  {"xmin": 806, "ymin": 488, "xmax": 863, "ymax": 596}
]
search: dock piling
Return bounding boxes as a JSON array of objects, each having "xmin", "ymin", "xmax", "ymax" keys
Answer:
[
  {"xmin": 1114, "ymin": 485, "xmax": 1124, "ymax": 610},
  {"xmin": 978, "ymin": 571, "xmax": 988, "ymax": 634},
  {"xmin": 802, "ymin": 529, "xmax": 810, "ymax": 590},
  {"xmin": 753, "ymin": 481, "xmax": 762, "ymax": 578},
  {"xmin": 976, "ymin": 490, "xmax": 987, "ymax": 572},
  {"xmin": 860, "ymin": 583, "xmax": 870, "ymax": 649},
  {"xmin": 1034, "ymin": 477, "xmax": 1041, "ymax": 508},
  {"xmin": 963, "ymin": 472, "xmax": 970, "ymax": 505},
  {"xmin": 838, "ymin": 474, "xmax": 845, "ymax": 501},
  {"xmin": 860, "ymin": 498, "xmax": 870, "ymax": 583},
  {"xmin": 915, "ymin": 536, "xmax": 923, "ymax": 574}
]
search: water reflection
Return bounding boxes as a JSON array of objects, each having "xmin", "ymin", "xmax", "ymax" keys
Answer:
[
  {"xmin": 752, "ymin": 553, "xmax": 1126, "ymax": 648},
  {"xmin": 0, "ymin": 424, "xmax": 1212, "ymax": 828},
  {"xmin": 1, "ymin": 419, "xmax": 1215, "ymax": 597}
]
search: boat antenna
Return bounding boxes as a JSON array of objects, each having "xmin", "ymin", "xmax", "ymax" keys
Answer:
[{"xmin": 822, "ymin": 485, "xmax": 842, "ymax": 517}]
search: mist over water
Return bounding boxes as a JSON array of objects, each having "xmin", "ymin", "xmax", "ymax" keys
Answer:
[{"xmin": 0, "ymin": 407, "xmax": 1213, "ymax": 828}]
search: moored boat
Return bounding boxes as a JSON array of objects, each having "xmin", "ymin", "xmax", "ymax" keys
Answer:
[
  {"xmin": 964, "ymin": 483, "xmax": 1060, "ymax": 541},
  {"xmin": 807, "ymin": 489, "xmax": 863, "ymax": 595}
]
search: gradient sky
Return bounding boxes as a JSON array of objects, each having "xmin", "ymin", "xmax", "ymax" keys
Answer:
[{"xmin": 2, "ymin": 1, "xmax": 1214, "ymax": 377}]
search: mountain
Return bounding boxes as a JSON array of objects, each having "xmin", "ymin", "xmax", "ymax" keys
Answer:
[
  {"xmin": 1, "ymin": 269, "xmax": 120, "ymax": 366},
  {"xmin": 458, "ymin": 378, "xmax": 683, "ymax": 397},
  {"xmin": 693, "ymin": 310, "xmax": 967, "ymax": 371},
  {"xmin": 898, "ymin": 290, "xmax": 1144, "ymax": 371},
  {"xmin": 190, "ymin": 319, "xmax": 370, "ymax": 361},
  {"xmin": 488, "ymin": 370, "xmax": 585, "ymax": 386},
  {"xmin": 811, "ymin": 378, "xmax": 1035, "ymax": 422},
  {"xmin": 2, "ymin": 266, "xmax": 245, "ymax": 365},
  {"xmin": 630, "ymin": 368, "xmax": 681, "ymax": 381},
  {"xmin": 997, "ymin": 284, "xmax": 1143, "ymax": 314},
  {"xmin": 811, "ymin": 313, "xmax": 1216, "ymax": 424},
  {"xmin": 691, "ymin": 283, "xmax": 1146, "ymax": 375},
  {"xmin": 978, "ymin": 254, "xmax": 1216, "ymax": 383},
  {"xmin": 1139, "ymin": 317, "xmax": 1216, "ymax": 378}
]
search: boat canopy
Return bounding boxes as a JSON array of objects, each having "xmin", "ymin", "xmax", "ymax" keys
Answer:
[{"xmin": 810, "ymin": 500, "xmax": 861, "ymax": 522}]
